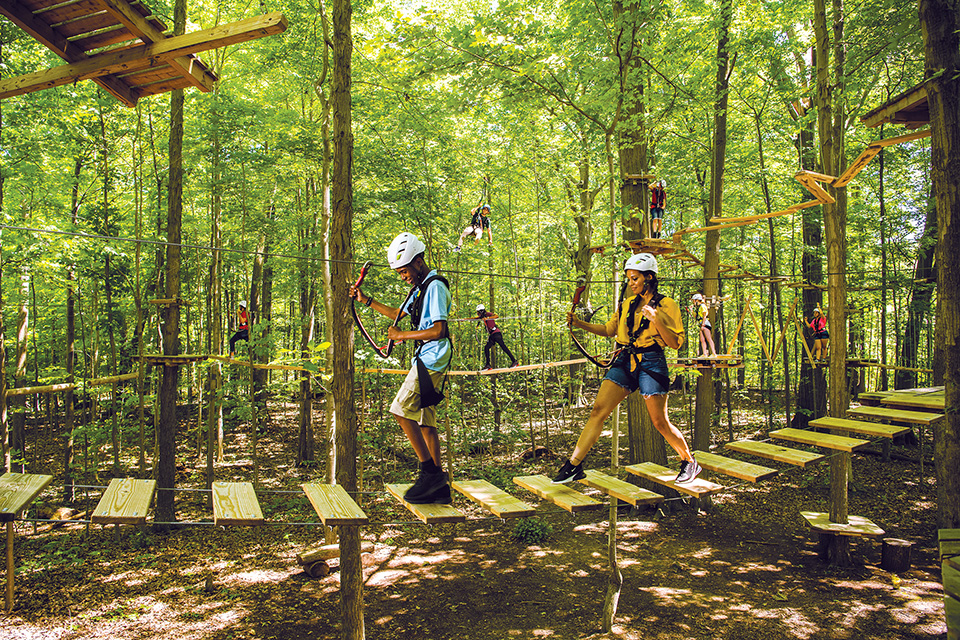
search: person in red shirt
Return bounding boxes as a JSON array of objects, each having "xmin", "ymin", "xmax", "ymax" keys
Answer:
[
  {"xmin": 473, "ymin": 304, "xmax": 518, "ymax": 370},
  {"xmin": 229, "ymin": 301, "xmax": 249, "ymax": 356},
  {"xmin": 649, "ymin": 180, "xmax": 666, "ymax": 239},
  {"xmin": 804, "ymin": 306, "xmax": 829, "ymax": 362}
]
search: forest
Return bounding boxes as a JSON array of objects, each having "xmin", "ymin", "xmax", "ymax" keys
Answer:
[{"xmin": 1, "ymin": 0, "xmax": 959, "ymax": 638}]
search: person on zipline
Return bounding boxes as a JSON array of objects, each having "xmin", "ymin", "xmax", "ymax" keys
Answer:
[
  {"xmin": 229, "ymin": 301, "xmax": 249, "ymax": 356},
  {"xmin": 691, "ymin": 292, "xmax": 717, "ymax": 358},
  {"xmin": 350, "ymin": 232, "xmax": 453, "ymax": 504},
  {"xmin": 553, "ymin": 253, "xmax": 701, "ymax": 485},
  {"xmin": 473, "ymin": 304, "xmax": 519, "ymax": 371},
  {"xmin": 453, "ymin": 203, "xmax": 493, "ymax": 251},
  {"xmin": 804, "ymin": 306, "xmax": 829, "ymax": 362},
  {"xmin": 649, "ymin": 180, "xmax": 666, "ymax": 239}
]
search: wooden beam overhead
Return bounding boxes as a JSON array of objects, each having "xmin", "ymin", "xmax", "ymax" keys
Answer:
[
  {"xmin": 0, "ymin": 0, "xmax": 136, "ymax": 105},
  {"xmin": 0, "ymin": 12, "xmax": 287, "ymax": 103}
]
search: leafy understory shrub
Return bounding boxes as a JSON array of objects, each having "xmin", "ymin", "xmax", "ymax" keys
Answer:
[{"xmin": 512, "ymin": 517, "xmax": 553, "ymax": 545}]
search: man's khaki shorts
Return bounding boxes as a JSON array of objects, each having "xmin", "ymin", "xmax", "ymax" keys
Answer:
[{"xmin": 389, "ymin": 366, "xmax": 447, "ymax": 428}]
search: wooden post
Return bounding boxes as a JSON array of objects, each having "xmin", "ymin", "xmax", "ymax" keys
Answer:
[
  {"xmin": 881, "ymin": 538, "xmax": 913, "ymax": 573},
  {"xmin": 603, "ymin": 405, "xmax": 622, "ymax": 631},
  {"xmin": 5, "ymin": 521, "xmax": 13, "ymax": 613}
]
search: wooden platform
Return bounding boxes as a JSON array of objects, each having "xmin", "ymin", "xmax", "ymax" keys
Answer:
[
  {"xmin": 211, "ymin": 482, "xmax": 264, "ymax": 526},
  {"xmin": 0, "ymin": 472, "xmax": 53, "ymax": 522},
  {"xmin": 692, "ymin": 451, "xmax": 778, "ymax": 483},
  {"xmin": 385, "ymin": 484, "xmax": 466, "ymax": 524},
  {"xmin": 451, "ymin": 480, "xmax": 536, "ymax": 519},
  {"xmin": 512, "ymin": 475, "xmax": 603, "ymax": 513},
  {"xmin": 847, "ymin": 406, "xmax": 945, "ymax": 425},
  {"xmin": 579, "ymin": 470, "xmax": 664, "ymax": 506},
  {"xmin": 808, "ymin": 417, "xmax": 911, "ymax": 440},
  {"xmin": 800, "ymin": 511, "xmax": 885, "ymax": 537},
  {"xmin": 770, "ymin": 428, "xmax": 869, "ymax": 452},
  {"xmin": 302, "ymin": 483, "xmax": 369, "ymax": 526},
  {"xmin": 672, "ymin": 355, "xmax": 745, "ymax": 369},
  {"xmin": 725, "ymin": 440, "xmax": 825, "ymax": 467},
  {"xmin": 92, "ymin": 478, "xmax": 156, "ymax": 525},
  {"xmin": 624, "ymin": 462, "xmax": 724, "ymax": 498}
]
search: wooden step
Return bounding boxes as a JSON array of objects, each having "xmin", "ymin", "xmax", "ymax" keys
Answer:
[
  {"xmin": 946, "ymin": 595, "xmax": 960, "ymax": 640},
  {"xmin": 302, "ymin": 483, "xmax": 369, "ymax": 526},
  {"xmin": 847, "ymin": 406, "xmax": 944, "ymax": 425},
  {"xmin": 451, "ymin": 479, "xmax": 536, "ymax": 519},
  {"xmin": 624, "ymin": 462, "xmax": 723, "ymax": 498},
  {"xmin": 808, "ymin": 417, "xmax": 911, "ymax": 439},
  {"xmin": 856, "ymin": 391, "xmax": 889, "ymax": 406},
  {"xmin": 881, "ymin": 395, "xmax": 945, "ymax": 412},
  {"xmin": 92, "ymin": 478, "xmax": 156, "ymax": 525},
  {"xmin": 0, "ymin": 472, "xmax": 54, "ymax": 522},
  {"xmin": 211, "ymin": 482, "xmax": 264, "ymax": 526},
  {"xmin": 512, "ymin": 475, "xmax": 603, "ymax": 513},
  {"xmin": 692, "ymin": 451, "xmax": 777, "ymax": 482},
  {"xmin": 800, "ymin": 511, "xmax": 884, "ymax": 537},
  {"xmin": 384, "ymin": 483, "xmax": 465, "ymax": 524},
  {"xmin": 725, "ymin": 440, "xmax": 824, "ymax": 467},
  {"xmin": 579, "ymin": 470, "xmax": 664, "ymax": 506},
  {"xmin": 770, "ymin": 427, "xmax": 869, "ymax": 452}
]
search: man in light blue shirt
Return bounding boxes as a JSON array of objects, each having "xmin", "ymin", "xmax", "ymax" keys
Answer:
[{"xmin": 350, "ymin": 232, "xmax": 452, "ymax": 504}]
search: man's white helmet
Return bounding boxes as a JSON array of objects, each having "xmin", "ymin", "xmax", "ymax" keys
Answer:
[
  {"xmin": 239, "ymin": 300, "xmax": 247, "ymax": 308},
  {"xmin": 476, "ymin": 304, "xmax": 485, "ymax": 313},
  {"xmin": 387, "ymin": 232, "xmax": 426, "ymax": 269},
  {"xmin": 692, "ymin": 293, "xmax": 704, "ymax": 302},
  {"xmin": 624, "ymin": 252, "xmax": 658, "ymax": 274}
]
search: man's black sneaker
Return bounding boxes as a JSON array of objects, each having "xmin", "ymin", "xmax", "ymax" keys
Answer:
[
  {"xmin": 404, "ymin": 471, "xmax": 449, "ymax": 504},
  {"xmin": 552, "ymin": 459, "xmax": 586, "ymax": 484},
  {"xmin": 676, "ymin": 458, "xmax": 702, "ymax": 484}
]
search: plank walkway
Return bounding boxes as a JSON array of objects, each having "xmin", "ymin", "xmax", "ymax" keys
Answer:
[
  {"xmin": 808, "ymin": 416, "xmax": 910, "ymax": 440},
  {"xmin": 301, "ymin": 483, "xmax": 368, "ymax": 526},
  {"xmin": 770, "ymin": 428, "xmax": 870, "ymax": 452},
  {"xmin": 451, "ymin": 480, "xmax": 536, "ymax": 519},
  {"xmin": 211, "ymin": 482, "xmax": 264, "ymax": 526},
  {"xmin": 800, "ymin": 511, "xmax": 885, "ymax": 537},
  {"xmin": 847, "ymin": 406, "xmax": 945, "ymax": 425},
  {"xmin": 92, "ymin": 478, "xmax": 156, "ymax": 525},
  {"xmin": 512, "ymin": 475, "xmax": 603, "ymax": 513},
  {"xmin": 384, "ymin": 484, "xmax": 465, "ymax": 524},
  {"xmin": 578, "ymin": 470, "xmax": 664, "ymax": 506},
  {"xmin": 692, "ymin": 451, "xmax": 778, "ymax": 483},
  {"xmin": 0, "ymin": 472, "xmax": 53, "ymax": 522},
  {"xmin": 724, "ymin": 440, "xmax": 825, "ymax": 467},
  {"xmin": 624, "ymin": 462, "xmax": 723, "ymax": 498}
]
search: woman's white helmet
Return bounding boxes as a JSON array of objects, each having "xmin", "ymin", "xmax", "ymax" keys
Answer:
[
  {"xmin": 476, "ymin": 304, "xmax": 485, "ymax": 313},
  {"xmin": 387, "ymin": 232, "xmax": 426, "ymax": 269},
  {"xmin": 624, "ymin": 252, "xmax": 658, "ymax": 274},
  {"xmin": 239, "ymin": 300, "xmax": 247, "ymax": 308},
  {"xmin": 691, "ymin": 293, "xmax": 704, "ymax": 302}
]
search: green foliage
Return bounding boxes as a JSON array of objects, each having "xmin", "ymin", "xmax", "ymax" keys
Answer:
[{"xmin": 511, "ymin": 517, "xmax": 553, "ymax": 545}]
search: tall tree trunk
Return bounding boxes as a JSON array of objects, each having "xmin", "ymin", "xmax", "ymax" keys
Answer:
[
  {"xmin": 331, "ymin": 0, "xmax": 364, "ymax": 634},
  {"xmin": 896, "ymin": 193, "xmax": 937, "ymax": 388},
  {"xmin": 206, "ymin": 87, "xmax": 224, "ymax": 493},
  {"xmin": 155, "ymin": 0, "xmax": 186, "ymax": 528},
  {"xmin": 695, "ymin": 0, "xmax": 733, "ymax": 455},
  {"xmin": 919, "ymin": 0, "xmax": 960, "ymax": 529},
  {"xmin": 63, "ymin": 158, "xmax": 82, "ymax": 502}
]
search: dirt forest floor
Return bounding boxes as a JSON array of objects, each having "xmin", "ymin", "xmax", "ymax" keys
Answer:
[{"xmin": 1, "ymin": 386, "xmax": 950, "ymax": 640}]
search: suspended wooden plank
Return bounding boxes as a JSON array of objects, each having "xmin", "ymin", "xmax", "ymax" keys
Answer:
[
  {"xmin": 3, "ymin": 382, "xmax": 75, "ymax": 397},
  {"xmin": 384, "ymin": 484, "xmax": 465, "ymax": 524},
  {"xmin": 211, "ymin": 482, "xmax": 264, "ymax": 526},
  {"xmin": 724, "ymin": 440, "xmax": 824, "ymax": 467},
  {"xmin": 0, "ymin": 473, "xmax": 53, "ymax": 522},
  {"xmin": 624, "ymin": 462, "xmax": 723, "ymax": 498},
  {"xmin": 512, "ymin": 475, "xmax": 603, "ymax": 513},
  {"xmin": 691, "ymin": 451, "xmax": 777, "ymax": 483},
  {"xmin": 800, "ymin": 511, "xmax": 884, "ymax": 537},
  {"xmin": 579, "ymin": 470, "xmax": 663, "ymax": 506},
  {"xmin": 91, "ymin": 478, "xmax": 156, "ymax": 525},
  {"xmin": 708, "ymin": 208, "xmax": 794, "ymax": 225},
  {"xmin": 794, "ymin": 171, "xmax": 836, "ymax": 204},
  {"xmin": 451, "ymin": 480, "xmax": 536, "ymax": 518},
  {"xmin": 879, "ymin": 395, "xmax": 945, "ymax": 412},
  {"xmin": 87, "ymin": 372, "xmax": 139, "ymax": 386},
  {"xmin": 847, "ymin": 406, "xmax": 945, "ymax": 425},
  {"xmin": 770, "ymin": 428, "xmax": 869, "ymax": 452},
  {"xmin": 301, "ymin": 483, "xmax": 368, "ymax": 526},
  {"xmin": 142, "ymin": 354, "xmax": 209, "ymax": 366},
  {"xmin": 808, "ymin": 417, "xmax": 910, "ymax": 440}
]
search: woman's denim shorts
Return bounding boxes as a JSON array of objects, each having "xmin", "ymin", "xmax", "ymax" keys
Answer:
[{"xmin": 604, "ymin": 348, "xmax": 669, "ymax": 396}]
